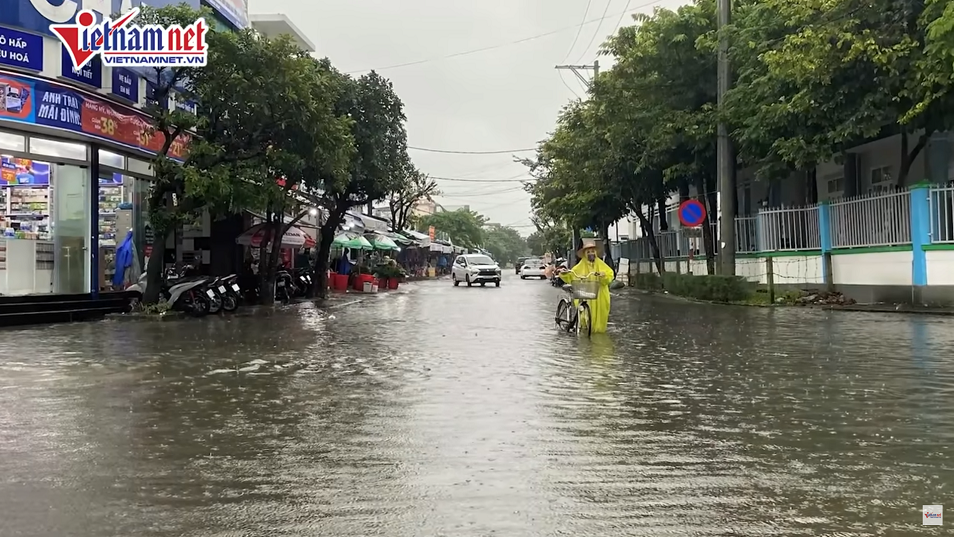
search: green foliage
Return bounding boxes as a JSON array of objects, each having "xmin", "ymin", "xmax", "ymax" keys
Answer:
[
  {"xmin": 530, "ymin": 0, "xmax": 954, "ymax": 278},
  {"xmin": 137, "ymin": 301, "xmax": 172, "ymax": 315},
  {"xmin": 632, "ymin": 272, "xmax": 664, "ymax": 291},
  {"xmin": 374, "ymin": 264, "xmax": 404, "ymax": 279},
  {"xmin": 635, "ymin": 272, "xmax": 750, "ymax": 301},
  {"xmin": 662, "ymin": 273, "xmax": 752, "ymax": 302},
  {"xmin": 482, "ymin": 226, "xmax": 528, "ymax": 267},
  {"xmin": 420, "ymin": 209, "xmax": 487, "ymax": 249},
  {"xmin": 526, "ymin": 217, "xmax": 571, "ymax": 256}
]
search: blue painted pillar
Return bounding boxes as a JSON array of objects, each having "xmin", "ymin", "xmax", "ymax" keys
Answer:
[
  {"xmin": 818, "ymin": 202, "xmax": 832, "ymax": 285},
  {"xmin": 910, "ymin": 183, "xmax": 930, "ymax": 287}
]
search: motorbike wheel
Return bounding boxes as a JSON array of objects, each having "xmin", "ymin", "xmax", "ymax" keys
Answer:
[
  {"xmin": 188, "ymin": 296, "xmax": 210, "ymax": 317},
  {"xmin": 222, "ymin": 294, "xmax": 239, "ymax": 312},
  {"xmin": 208, "ymin": 294, "xmax": 223, "ymax": 314}
]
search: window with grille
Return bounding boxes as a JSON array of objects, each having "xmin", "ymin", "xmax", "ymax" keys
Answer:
[
  {"xmin": 825, "ymin": 173, "xmax": 844, "ymax": 198},
  {"xmin": 869, "ymin": 166, "xmax": 893, "ymax": 193}
]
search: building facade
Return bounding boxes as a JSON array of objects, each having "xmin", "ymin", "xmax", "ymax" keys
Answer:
[
  {"xmin": 622, "ymin": 132, "xmax": 954, "ymax": 305},
  {"xmin": 0, "ymin": 0, "xmax": 295, "ymax": 297}
]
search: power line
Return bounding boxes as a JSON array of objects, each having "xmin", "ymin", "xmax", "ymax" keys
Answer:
[
  {"xmin": 611, "ymin": 0, "xmax": 633, "ymax": 35},
  {"xmin": 344, "ymin": 1, "xmax": 665, "ymax": 75},
  {"xmin": 562, "ymin": 0, "xmax": 594, "ymax": 63},
  {"xmin": 431, "ymin": 175, "xmax": 530, "ymax": 183},
  {"xmin": 558, "ymin": 69, "xmax": 584, "ymax": 98},
  {"xmin": 410, "ymin": 146, "xmax": 536, "ymax": 155},
  {"xmin": 439, "ymin": 187, "xmax": 525, "ymax": 199},
  {"xmin": 575, "ymin": 0, "xmax": 614, "ymax": 64}
]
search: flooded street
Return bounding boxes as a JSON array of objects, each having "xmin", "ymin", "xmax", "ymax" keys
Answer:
[{"xmin": 0, "ymin": 276, "xmax": 951, "ymax": 536}]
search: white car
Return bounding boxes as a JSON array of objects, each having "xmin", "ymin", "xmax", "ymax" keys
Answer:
[
  {"xmin": 520, "ymin": 258, "xmax": 547, "ymax": 279},
  {"xmin": 452, "ymin": 254, "xmax": 502, "ymax": 287}
]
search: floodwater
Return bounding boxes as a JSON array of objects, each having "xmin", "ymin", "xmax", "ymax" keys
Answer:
[{"xmin": 0, "ymin": 276, "xmax": 951, "ymax": 536}]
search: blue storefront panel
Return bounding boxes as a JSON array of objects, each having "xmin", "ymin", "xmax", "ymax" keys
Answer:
[{"xmin": 1, "ymin": 0, "xmax": 201, "ymax": 38}]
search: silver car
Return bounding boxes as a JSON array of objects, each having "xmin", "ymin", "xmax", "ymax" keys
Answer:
[{"xmin": 452, "ymin": 254, "xmax": 502, "ymax": 287}]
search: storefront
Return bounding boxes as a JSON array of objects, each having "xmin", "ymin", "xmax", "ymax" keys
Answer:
[{"xmin": 0, "ymin": 69, "xmax": 188, "ymax": 297}]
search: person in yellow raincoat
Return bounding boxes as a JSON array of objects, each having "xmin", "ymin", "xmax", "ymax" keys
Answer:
[{"xmin": 559, "ymin": 238, "xmax": 615, "ymax": 333}]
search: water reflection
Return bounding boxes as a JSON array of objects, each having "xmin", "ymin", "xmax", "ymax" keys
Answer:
[{"xmin": 0, "ymin": 280, "xmax": 951, "ymax": 535}]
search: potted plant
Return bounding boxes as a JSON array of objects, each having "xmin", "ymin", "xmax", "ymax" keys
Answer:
[{"xmin": 374, "ymin": 264, "xmax": 403, "ymax": 290}]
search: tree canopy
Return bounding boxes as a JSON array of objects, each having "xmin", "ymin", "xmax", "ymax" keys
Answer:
[
  {"xmin": 419, "ymin": 209, "xmax": 487, "ymax": 249},
  {"xmin": 138, "ymin": 4, "xmax": 417, "ymax": 302},
  {"xmin": 527, "ymin": 0, "xmax": 954, "ymax": 274}
]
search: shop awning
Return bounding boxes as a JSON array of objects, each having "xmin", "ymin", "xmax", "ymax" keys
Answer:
[
  {"xmin": 402, "ymin": 229, "xmax": 430, "ymax": 245},
  {"xmin": 237, "ymin": 223, "xmax": 315, "ymax": 248},
  {"xmin": 345, "ymin": 211, "xmax": 391, "ymax": 233}
]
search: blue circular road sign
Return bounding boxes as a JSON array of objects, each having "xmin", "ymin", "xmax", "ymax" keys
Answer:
[{"xmin": 678, "ymin": 199, "xmax": 707, "ymax": 227}]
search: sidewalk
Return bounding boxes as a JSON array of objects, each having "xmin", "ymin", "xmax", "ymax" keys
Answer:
[
  {"xmin": 107, "ymin": 283, "xmax": 416, "ymax": 322},
  {"xmin": 616, "ymin": 287, "xmax": 954, "ymax": 317}
]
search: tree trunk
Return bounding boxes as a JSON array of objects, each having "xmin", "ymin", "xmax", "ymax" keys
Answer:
[
  {"xmin": 635, "ymin": 208, "xmax": 664, "ymax": 274},
  {"xmin": 899, "ymin": 130, "xmax": 927, "ymax": 186},
  {"xmin": 656, "ymin": 198, "xmax": 669, "ymax": 231},
  {"xmin": 313, "ymin": 220, "xmax": 338, "ymax": 300},
  {"xmin": 142, "ymin": 228, "xmax": 170, "ymax": 303},
  {"xmin": 600, "ymin": 221, "xmax": 614, "ymax": 272}
]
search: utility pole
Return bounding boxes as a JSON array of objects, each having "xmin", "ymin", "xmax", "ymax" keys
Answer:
[
  {"xmin": 717, "ymin": 0, "xmax": 736, "ymax": 275},
  {"xmin": 554, "ymin": 60, "xmax": 599, "ymax": 265}
]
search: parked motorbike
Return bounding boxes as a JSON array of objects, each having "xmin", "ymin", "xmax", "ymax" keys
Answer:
[
  {"xmin": 275, "ymin": 268, "xmax": 294, "ymax": 304},
  {"xmin": 292, "ymin": 267, "xmax": 313, "ymax": 298},
  {"xmin": 550, "ymin": 258, "xmax": 568, "ymax": 287},
  {"xmin": 127, "ymin": 266, "xmax": 218, "ymax": 316}
]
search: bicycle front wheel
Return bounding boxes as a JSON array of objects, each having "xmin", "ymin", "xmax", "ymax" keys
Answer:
[
  {"xmin": 577, "ymin": 301, "xmax": 592, "ymax": 337},
  {"xmin": 555, "ymin": 298, "xmax": 575, "ymax": 332}
]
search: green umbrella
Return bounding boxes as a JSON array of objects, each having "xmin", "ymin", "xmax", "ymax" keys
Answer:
[
  {"xmin": 344, "ymin": 235, "xmax": 373, "ymax": 250},
  {"xmin": 332, "ymin": 233, "xmax": 352, "ymax": 247},
  {"xmin": 368, "ymin": 234, "xmax": 400, "ymax": 250}
]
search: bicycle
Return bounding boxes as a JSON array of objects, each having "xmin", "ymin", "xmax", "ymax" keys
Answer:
[{"xmin": 554, "ymin": 271, "xmax": 600, "ymax": 337}]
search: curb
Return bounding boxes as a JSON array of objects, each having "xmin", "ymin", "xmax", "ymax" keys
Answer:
[{"xmin": 621, "ymin": 287, "xmax": 954, "ymax": 316}]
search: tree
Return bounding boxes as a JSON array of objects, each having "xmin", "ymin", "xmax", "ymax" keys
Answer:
[
  {"xmin": 482, "ymin": 226, "xmax": 528, "ymax": 267},
  {"xmin": 312, "ymin": 70, "xmax": 409, "ymax": 299},
  {"xmin": 386, "ymin": 165, "xmax": 440, "ymax": 233},
  {"xmin": 135, "ymin": 4, "xmax": 208, "ymax": 303},
  {"xmin": 419, "ymin": 209, "xmax": 486, "ymax": 249},
  {"xmin": 727, "ymin": 0, "xmax": 954, "ymax": 188}
]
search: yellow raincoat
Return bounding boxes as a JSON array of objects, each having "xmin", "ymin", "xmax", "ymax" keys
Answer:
[{"xmin": 559, "ymin": 257, "xmax": 615, "ymax": 333}]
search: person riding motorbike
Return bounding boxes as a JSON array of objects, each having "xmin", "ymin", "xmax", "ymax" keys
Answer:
[{"xmin": 558, "ymin": 239, "xmax": 614, "ymax": 333}]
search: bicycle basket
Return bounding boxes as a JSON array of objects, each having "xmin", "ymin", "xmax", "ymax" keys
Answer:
[{"xmin": 570, "ymin": 278, "xmax": 600, "ymax": 300}]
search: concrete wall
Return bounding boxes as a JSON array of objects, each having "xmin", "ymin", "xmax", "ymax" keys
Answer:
[
  {"xmin": 926, "ymin": 250, "xmax": 954, "ymax": 286},
  {"xmin": 831, "ymin": 251, "xmax": 912, "ymax": 286}
]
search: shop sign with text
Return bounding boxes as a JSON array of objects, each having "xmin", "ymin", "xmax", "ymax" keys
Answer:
[
  {"xmin": 111, "ymin": 67, "xmax": 138, "ymax": 102},
  {"xmin": 60, "ymin": 46, "xmax": 101, "ymax": 88},
  {"xmin": 1, "ymin": 0, "xmax": 200, "ymax": 39},
  {"xmin": 0, "ymin": 71, "xmax": 189, "ymax": 158},
  {"xmin": 0, "ymin": 26, "xmax": 44, "ymax": 71}
]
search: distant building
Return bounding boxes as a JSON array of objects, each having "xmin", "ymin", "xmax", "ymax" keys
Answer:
[
  {"xmin": 250, "ymin": 14, "xmax": 316, "ymax": 52},
  {"xmin": 411, "ymin": 199, "xmax": 438, "ymax": 218}
]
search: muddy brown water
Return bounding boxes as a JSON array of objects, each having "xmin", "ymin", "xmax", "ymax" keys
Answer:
[{"xmin": 0, "ymin": 276, "xmax": 951, "ymax": 536}]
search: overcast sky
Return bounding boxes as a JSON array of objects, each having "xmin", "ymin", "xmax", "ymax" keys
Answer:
[{"xmin": 249, "ymin": 0, "xmax": 686, "ymax": 235}]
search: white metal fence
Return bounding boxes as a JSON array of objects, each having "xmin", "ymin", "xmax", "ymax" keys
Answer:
[
  {"xmin": 621, "ymin": 189, "xmax": 915, "ymax": 261},
  {"xmin": 757, "ymin": 205, "xmax": 821, "ymax": 251},
  {"xmin": 829, "ymin": 191, "xmax": 911, "ymax": 248},
  {"xmin": 929, "ymin": 185, "xmax": 954, "ymax": 244},
  {"xmin": 735, "ymin": 217, "xmax": 758, "ymax": 253}
]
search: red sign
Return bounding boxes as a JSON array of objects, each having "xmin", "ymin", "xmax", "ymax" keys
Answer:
[
  {"xmin": 0, "ymin": 71, "xmax": 190, "ymax": 159},
  {"xmin": 81, "ymin": 98, "xmax": 190, "ymax": 159},
  {"xmin": 428, "ymin": 226, "xmax": 435, "ymax": 240}
]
